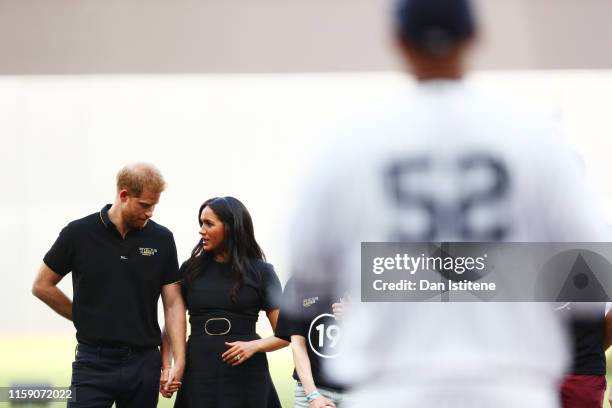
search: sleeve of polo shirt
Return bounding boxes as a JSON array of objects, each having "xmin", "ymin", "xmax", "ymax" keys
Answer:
[
  {"xmin": 161, "ymin": 233, "xmax": 180, "ymax": 285},
  {"xmin": 292, "ymin": 308, "xmax": 309, "ymax": 338},
  {"xmin": 274, "ymin": 310, "xmax": 292, "ymax": 342},
  {"xmin": 275, "ymin": 278, "xmax": 299, "ymax": 341},
  {"xmin": 261, "ymin": 263, "xmax": 282, "ymax": 311},
  {"xmin": 43, "ymin": 224, "xmax": 75, "ymax": 277}
]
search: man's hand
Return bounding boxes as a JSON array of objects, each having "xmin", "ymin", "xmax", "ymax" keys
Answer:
[
  {"xmin": 160, "ymin": 363, "xmax": 184, "ymax": 397},
  {"xmin": 159, "ymin": 367, "xmax": 174, "ymax": 398}
]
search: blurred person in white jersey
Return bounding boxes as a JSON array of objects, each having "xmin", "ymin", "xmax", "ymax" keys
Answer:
[{"xmin": 288, "ymin": 0, "xmax": 611, "ymax": 407}]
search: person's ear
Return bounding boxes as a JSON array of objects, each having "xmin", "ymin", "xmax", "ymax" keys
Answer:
[
  {"xmin": 393, "ymin": 32, "xmax": 420, "ymax": 74},
  {"xmin": 459, "ymin": 34, "xmax": 478, "ymax": 55},
  {"xmin": 118, "ymin": 189, "xmax": 130, "ymax": 202},
  {"xmin": 393, "ymin": 29, "xmax": 410, "ymax": 56}
]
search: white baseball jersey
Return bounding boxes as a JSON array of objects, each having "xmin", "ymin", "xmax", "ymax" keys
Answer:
[{"xmin": 289, "ymin": 80, "xmax": 610, "ymax": 408}]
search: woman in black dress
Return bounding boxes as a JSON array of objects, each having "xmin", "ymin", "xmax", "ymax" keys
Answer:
[{"xmin": 162, "ymin": 196, "xmax": 289, "ymax": 407}]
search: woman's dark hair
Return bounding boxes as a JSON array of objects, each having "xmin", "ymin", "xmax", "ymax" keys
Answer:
[{"xmin": 184, "ymin": 196, "xmax": 265, "ymax": 303}]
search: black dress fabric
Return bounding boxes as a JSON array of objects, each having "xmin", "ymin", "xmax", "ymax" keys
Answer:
[{"xmin": 174, "ymin": 258, "xmax": 283, "ymax": 408}]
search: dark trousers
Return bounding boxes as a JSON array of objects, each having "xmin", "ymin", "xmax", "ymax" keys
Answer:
[
  {"xmin": 560, "ymin": 374, "xmax": 606, "ymax": 408},
  {"xmin": 68, "ymin": 345, "xmax": 161, "ymax": 408}
]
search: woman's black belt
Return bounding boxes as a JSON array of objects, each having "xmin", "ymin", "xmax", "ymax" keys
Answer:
[{"xmin": 189, "ymin": 315, "xmax": 256, "ymax": 336}]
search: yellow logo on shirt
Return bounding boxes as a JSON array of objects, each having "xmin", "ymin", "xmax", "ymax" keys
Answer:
[
  {"xmin": 303, "ymin": 297, "xmax": 318, "ymax": 307},
  {"xmin": 139, "ymin": 247, "xmax": 158, "ymax": 256}
]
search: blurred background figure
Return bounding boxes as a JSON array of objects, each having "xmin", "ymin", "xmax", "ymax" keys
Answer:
[
  {"xmin": 276, "ymin": 276, "xmax": 347, "ymax": 407},
  {"xmin": 560, "ymin": 303, "xmax": 608, "ymax": 408},
  {"xmin": 287, "ymin": 0, "xmax": 611, "ymax": 407}
]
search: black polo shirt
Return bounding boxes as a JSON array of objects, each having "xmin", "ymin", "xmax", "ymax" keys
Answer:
[
  {"xmin": 566, "ymin": 303, "xmax": 606, "ymax": 376},
  {"xmin": 43, "ymin": 204, "xmax": 180, "ymax": 348},
  {"xmin": 276, "ymin": 277, "xmax": 345, "ymax": 392}
]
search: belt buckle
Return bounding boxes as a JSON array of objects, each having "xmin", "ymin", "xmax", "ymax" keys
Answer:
[{"xmin": 204, "ymin": 318, "xmax": 231, "ymax": 336}]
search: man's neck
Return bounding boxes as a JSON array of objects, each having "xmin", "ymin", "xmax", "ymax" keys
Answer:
[
  {"xmin": 107, "ymin": 203, "xmax": 130, "ymax": 239},
  {"xmin": 405, "ymin": 46, "xmax": 466, "ymax": 82},
  {"xmin": 413, "ymin": 63, "xmax": 464, "ymax": 82}
]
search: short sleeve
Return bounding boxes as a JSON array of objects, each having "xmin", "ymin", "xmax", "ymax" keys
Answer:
[
  {"xmin": 275, "ymin": 277, "xmax": 302, "ymax": 340},
  {"xmin": 274, "ymin": 310, "xmax": 293, "ymax": 341},
  {"xmin": 161, "ymin": 233, "xmax": 180, "ymax": 285},
  {"xmin": 177, "ymin": 260, "xmax": 190, "ymax": 301},
  {"xmin": 43, "ymin": 224, "xmax": 75, "ymax": 276},
  {"xmin": 178, "ymin": 260, "xmax": 189, "ymax": 281},
  {"xmin": 260, "ymin": 262, "xmax": 282, "ymax": 311}
]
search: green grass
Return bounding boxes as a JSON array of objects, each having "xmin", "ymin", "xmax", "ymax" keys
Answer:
[
  {"xmin": 0, "ymin": 335, "xmax": 295, "ymax": 408},
  {"xmin": 4, "ymin": 335, "xmax": 612, "ymax": 408}
]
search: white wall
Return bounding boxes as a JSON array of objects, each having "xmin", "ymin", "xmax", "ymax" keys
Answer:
[{"xmin": 1, "ymin": 70, "xmax": 611, "ymax": 333}]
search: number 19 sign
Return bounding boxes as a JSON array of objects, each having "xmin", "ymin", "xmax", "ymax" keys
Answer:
[{"xmin": 308, "ymin": 313, "xmax": 342, "ymax": 358}]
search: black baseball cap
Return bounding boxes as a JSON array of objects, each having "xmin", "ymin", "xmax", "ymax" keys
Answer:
[{"xmin": 395, "ymin": 0, "xmax": 476, "ymax": 55}]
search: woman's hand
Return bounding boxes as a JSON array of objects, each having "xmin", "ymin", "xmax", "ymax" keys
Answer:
[{"xmin": 221, "ymin": 340, "xmax": 260, "ymax": 366}]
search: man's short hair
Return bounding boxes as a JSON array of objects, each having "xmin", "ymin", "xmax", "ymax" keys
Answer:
[{"xmin": 116, "ymin": 163, "xmax": 166, "ymax": 196}]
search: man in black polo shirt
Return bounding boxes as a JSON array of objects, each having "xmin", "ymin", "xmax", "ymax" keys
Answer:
[
  {"xmin": 32, "ymin": 163, "xmax": 186, "ymax": 408},
  {"xmin": 276, "ymin": 277, "xmax": 346, "ymax": 407}
]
